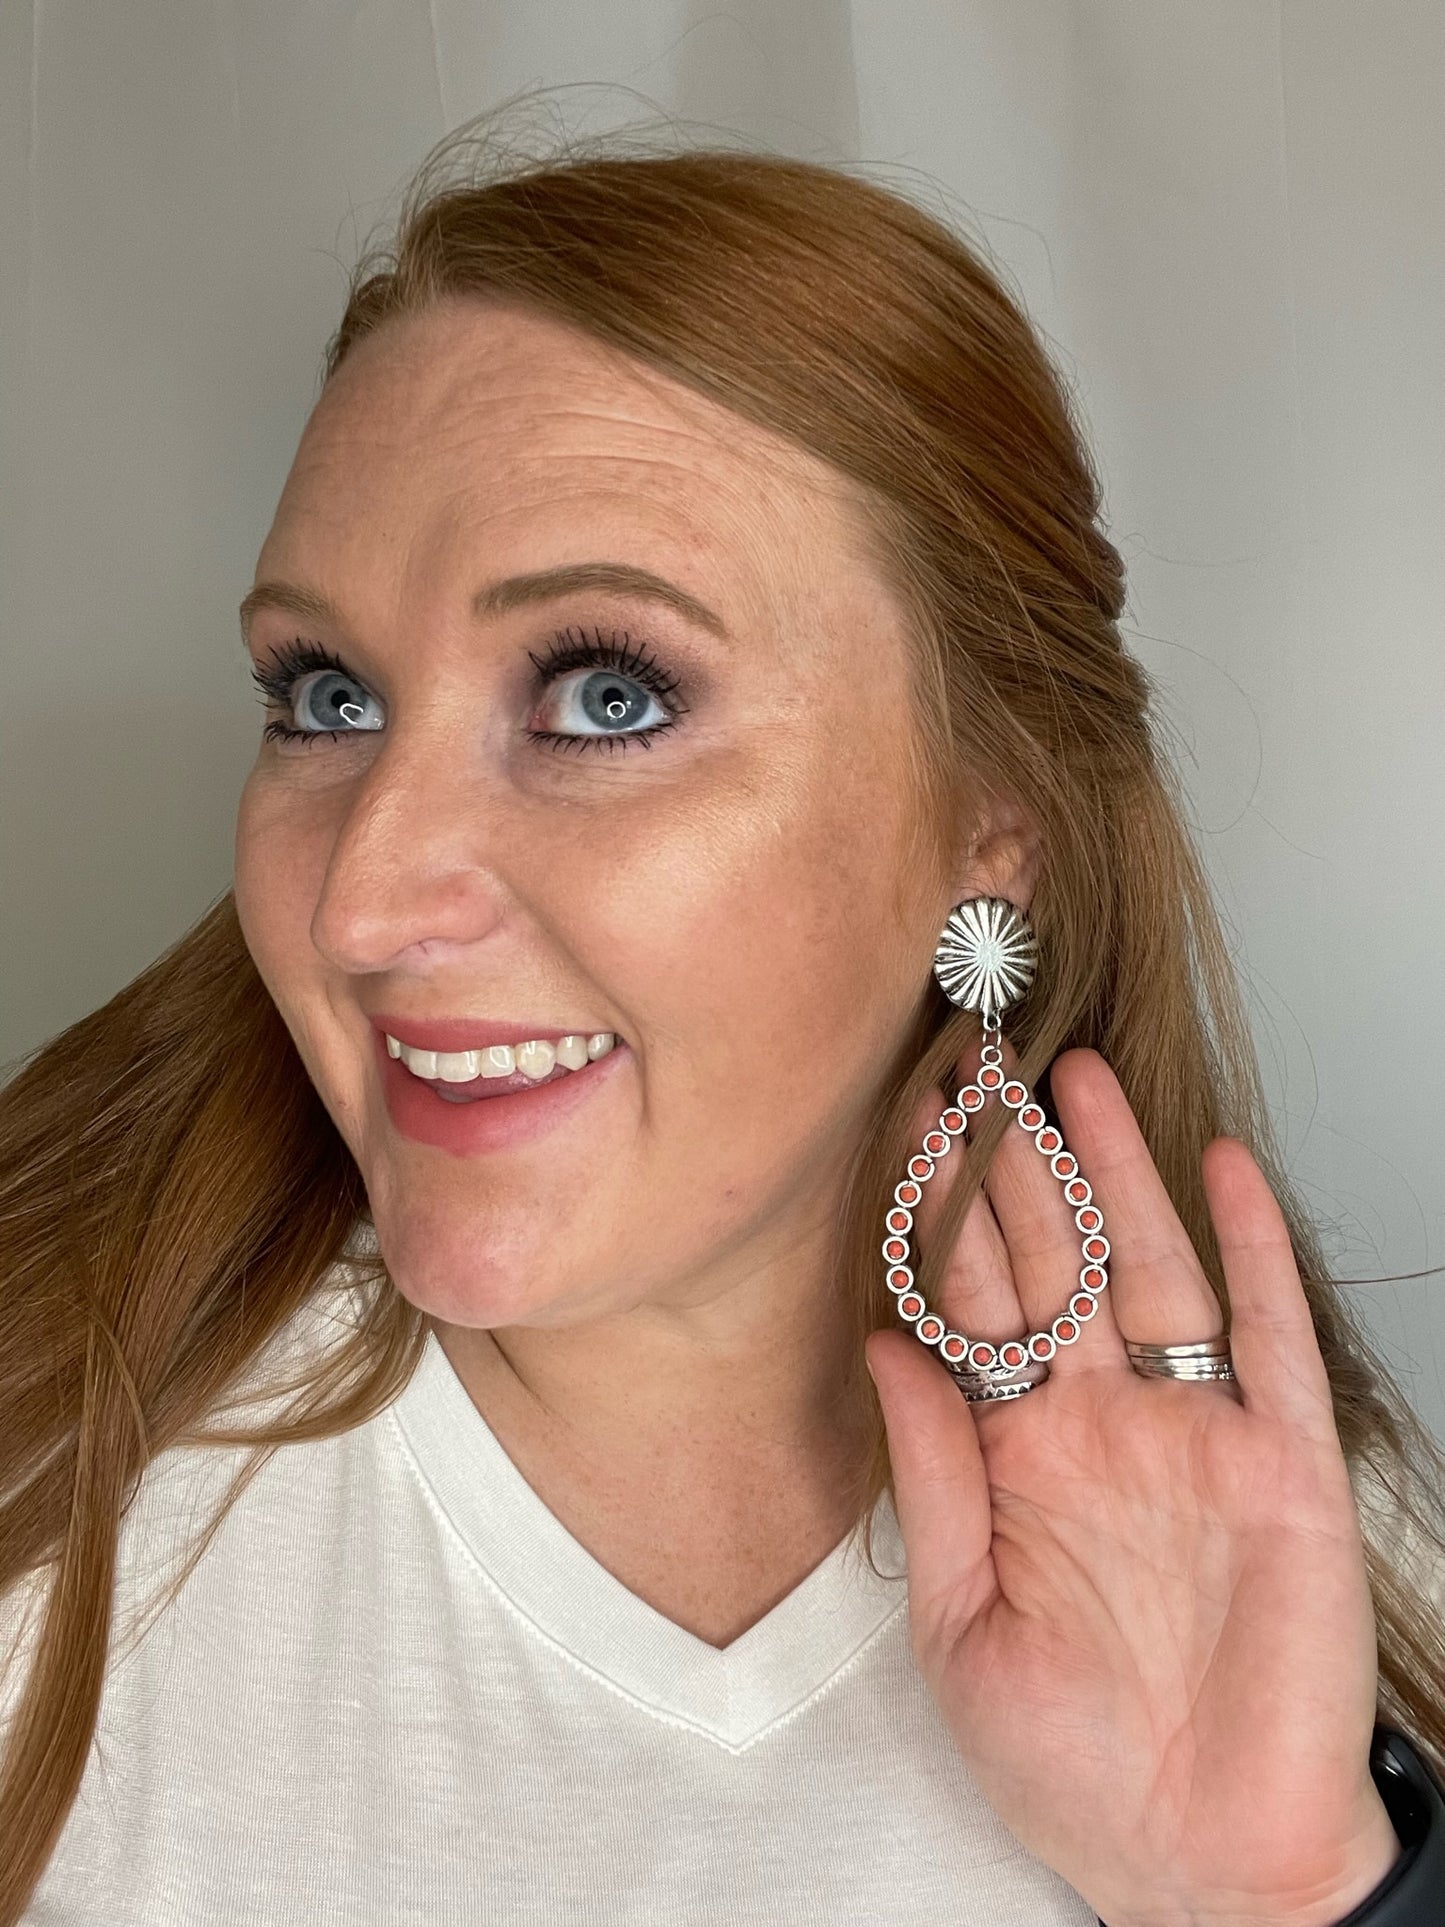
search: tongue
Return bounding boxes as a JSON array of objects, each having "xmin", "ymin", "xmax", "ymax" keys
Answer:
[{"xmin": 428, "ymin": 1061, "xmax": 576, "ymax": 1103}]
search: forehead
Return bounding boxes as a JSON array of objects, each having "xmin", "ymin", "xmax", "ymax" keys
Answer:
[{"xmin": 260, "ymin": 296, "xmax": 888, "ymax": 642}]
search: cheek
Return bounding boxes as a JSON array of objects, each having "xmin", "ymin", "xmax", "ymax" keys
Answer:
[
  {"xmin": 594, "ymin": 759, "xmax": 924, "ymax": 1104},
  {"xmin": 233, "ymin": 774, "xmax": 329, "ymax": 1009}
]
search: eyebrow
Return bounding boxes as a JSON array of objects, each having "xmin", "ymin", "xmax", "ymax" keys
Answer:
[{"xmin": 238, "ymin": 562, "xmax": 730, "ymax": 648}]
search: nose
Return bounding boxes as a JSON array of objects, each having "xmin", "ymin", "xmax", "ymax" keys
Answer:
[{"xmin": 309, "ymin": 727, "xmax": 512, "ymax": 975}]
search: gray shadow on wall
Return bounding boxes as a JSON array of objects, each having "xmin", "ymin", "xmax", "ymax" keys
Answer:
[{"xmin": 668, "ymin": 0, "xmax": 862, "ymax": 161}]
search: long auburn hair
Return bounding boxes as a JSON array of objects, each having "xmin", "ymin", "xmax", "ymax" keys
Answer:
[{"xmin": 2, "ymin": 112, "xmax": 1443, "ymax": 1921}]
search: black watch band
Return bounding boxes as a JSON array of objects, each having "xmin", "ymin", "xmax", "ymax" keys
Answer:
[{"xmin": 1094, "ymin": 1722, "xmax": 1445, "ymax": 1927}]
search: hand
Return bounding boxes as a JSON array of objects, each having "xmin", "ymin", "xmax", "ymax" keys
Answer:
[{"xmin": 864, "ymin": 1044, "xmax": 1402, "ymax": 1927}]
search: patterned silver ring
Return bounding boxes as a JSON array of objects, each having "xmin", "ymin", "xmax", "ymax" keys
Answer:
[
  {"xmin": 956, "ymin": 1374, "xmax": 1045, "ymax": 1402},
  {"xmin": 949, "ymin": 1355, "xmax": 1052, "ymax": 1401}
]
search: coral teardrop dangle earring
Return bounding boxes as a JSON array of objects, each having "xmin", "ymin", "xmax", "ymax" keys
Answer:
[{"xmin": 881, "ymin": 898, "xmax": 1110, "ymax": 1400}]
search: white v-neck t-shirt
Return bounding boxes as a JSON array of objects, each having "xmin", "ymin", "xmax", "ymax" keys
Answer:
[{"xmin": 7, "ymin": 1274, "xmax": 1098, "ymax": 1926}]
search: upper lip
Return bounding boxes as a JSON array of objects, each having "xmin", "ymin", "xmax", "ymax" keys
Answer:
[{"xmin": 370, "ymin": 1014, "xmax": 620, "ymax": 1053}]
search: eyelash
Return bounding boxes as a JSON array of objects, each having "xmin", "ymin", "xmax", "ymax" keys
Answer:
[{"xmin": 250, "ymin": 627, "xmax": 689, "ymax": 755}]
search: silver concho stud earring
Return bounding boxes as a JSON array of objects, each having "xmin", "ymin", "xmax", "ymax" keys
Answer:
[{"xmin": 879, "ymin": 898, "xmax": 1110, "ymax": 1399}]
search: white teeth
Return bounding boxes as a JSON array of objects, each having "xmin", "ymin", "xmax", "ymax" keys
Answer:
[
  {"xmin": 435, "ymin": 1050, "xmax": 481, "ymax": 1083},
  {"xmin": 515, "ymin": 1040, "xmax": 557, "ymax": 1080},
  {"xmin": 386, "ymin": 1030, "xmax": 617, "ymax": 1084}
]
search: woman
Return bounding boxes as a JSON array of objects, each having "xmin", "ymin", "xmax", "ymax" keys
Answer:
[{"xmin": 2, "ymin": 127, "xmax": 1443, "ymax": 1925}]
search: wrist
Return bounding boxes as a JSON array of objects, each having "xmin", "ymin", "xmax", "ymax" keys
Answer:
[
  {"xmin": 1096, "ymin": 1724, "xmax": 1445, "ymax": 1927},
  {"xmin": 1266, "ymin": 1792, "xmax": 1405, "ymax": 1927},
  {"xmin": 1095, "ymin": 1808, "xmax": 1397, "ymax": 1927}
]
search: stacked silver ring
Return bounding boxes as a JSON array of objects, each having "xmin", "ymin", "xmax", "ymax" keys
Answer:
[{"xmin": 1124, "ymin": 1337, "xmax": 1236, "ymax": 1382}]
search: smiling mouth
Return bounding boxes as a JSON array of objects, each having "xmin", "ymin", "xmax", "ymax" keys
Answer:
[
  {"xmin": 383, "ymin": 1028, "xmax": 622, "ymax": 1103},
  {"xmin": 395, "ymin": 1046, "xmax": 626, "ymax": 1105}
]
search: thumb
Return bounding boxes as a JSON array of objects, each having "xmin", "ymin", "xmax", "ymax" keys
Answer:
[{"xmin": 865, "ymin": 1327, "xmax": 996, "ymax": 1636}]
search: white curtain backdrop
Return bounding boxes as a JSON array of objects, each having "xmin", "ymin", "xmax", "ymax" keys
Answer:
[{"xmin": 2, "ymin": 2, "xmax": 1441, "ymax": 1441}]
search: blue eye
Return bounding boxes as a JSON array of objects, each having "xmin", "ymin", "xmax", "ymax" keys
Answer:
[
  {"xmin": 250, "ymin": 628, "xmax": 688, "ymax": 754},
  {"xmin": 251, "ymin": 641, "xmax": 382, "ymax": 747},
  {"xmin": 524, "ymin": 627, "xmax": 687, "ymax": 754}
]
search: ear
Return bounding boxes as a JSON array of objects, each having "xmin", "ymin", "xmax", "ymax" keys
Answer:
[{"xmin": 954, "ymin": 797, "xmax": 1041, "ymax": 912}]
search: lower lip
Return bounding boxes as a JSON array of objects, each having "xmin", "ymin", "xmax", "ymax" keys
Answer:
[{"xmin": 375, "ymin": 1032, "xmax": 630, "ymax": 1156}]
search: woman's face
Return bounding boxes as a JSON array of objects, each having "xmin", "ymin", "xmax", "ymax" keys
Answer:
[{"xmin": 235, "ymin": 297, "xmax": 985, "ymax": 1332}]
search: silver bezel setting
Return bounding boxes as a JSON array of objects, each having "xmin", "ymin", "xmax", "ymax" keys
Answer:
[
  {"xmin": 933, "ymin": 897, "xmax": 1039, "ymax": 1021},
  {"xmin": 882, "ymin": 1069, "xmax": 1110, "ymax": 1385}
]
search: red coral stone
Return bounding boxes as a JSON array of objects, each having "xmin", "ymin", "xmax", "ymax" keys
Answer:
[
  {"xmin": 1067, "ymin": 1182, "xmax": 1087, "ymax": 1202},
  {"xmin": 1079, "ymin": 1210, "xmax": 1101, "ymax": 1231},
  {"xmin": 1039, "ymin": 1131, "xmax": 1061, "ymax": 1151},
  {"xmin": 1001, "ymin": 1344, "xmax": 1025, "ymax": 1366},
  {"xmin": 1085, "ymin": 1239, "xmax": 1106, "ymax": 1258},
  {"xmin": 1056, "ymin": 1320, "xmax": 1077, "ymax": 1340},
  {"xmin": 901, "ymin": 1295, "xmax": 922, "ymax": 1315}
]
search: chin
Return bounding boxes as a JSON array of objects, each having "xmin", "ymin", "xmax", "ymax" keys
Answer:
[{"xmin": 365, "ymin": 1200, "xmax": 573, "ymax": 1329}]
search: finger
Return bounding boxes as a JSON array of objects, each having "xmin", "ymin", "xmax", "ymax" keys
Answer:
[
  {"xmin": 924, "ymin": 1032, "xmax": 1024, "ymax": 1345},
  {"xmin": 1049, "ymin": 1048, "xmax": 1224, "ymax": 1347},
  {"xmin": 1202, "ymin": 1136, "xmax": 1338, "ymax": 1444},
  {"xmin": 864, "ymin": 1325, "xmax": 996, "ymax": 1637},
  {"xmin": 968, "ymin": 1036, "xmax": 1125, "ymax": 1375},
  {"xmin": 940, "ymin": 1180, "xmax": 1023, "ymax": 1349}
]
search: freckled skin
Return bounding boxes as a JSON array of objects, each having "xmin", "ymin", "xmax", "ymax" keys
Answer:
[{"xmin": 234, "ymin": 297, "xmax": 1034, "ymax": 1639}]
